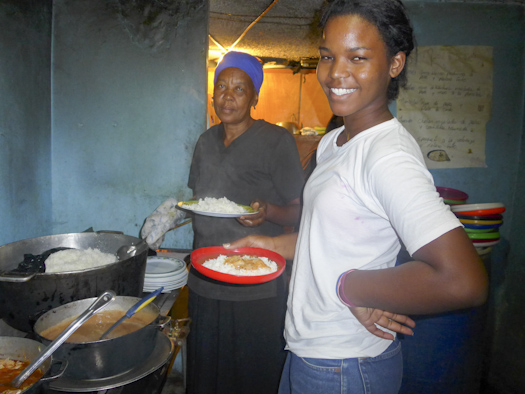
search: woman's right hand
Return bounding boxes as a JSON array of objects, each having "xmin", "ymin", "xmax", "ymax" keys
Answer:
[
  {"xmin": 350, "ymin": 307, "xmax": 415, "ymax": 340},
  {"xmin": 223, "ymin": 235, "xmax": 275, "ymax": 251},
  {"xmin": 224, "ymin": 232, "xmax": 298, "ymax": 260}
]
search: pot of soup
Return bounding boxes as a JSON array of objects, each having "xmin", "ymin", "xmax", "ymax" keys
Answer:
[
  {"xmin": 0, "ymin": 232, "xmax": 148, "ymax": 333},
  {"xmin": 45, "ymin": 332, "xmax": 174, "ymax": 394},
  {"xmin": 33, "ymin": 296, "xmax": 169, "ymax": 380},
  {"xmin": 0, "ymin": 337, "xmax": 66, "ymax": 394}
]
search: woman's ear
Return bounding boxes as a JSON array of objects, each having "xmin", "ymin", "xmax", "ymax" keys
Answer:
[
  {"xmin": 390, "ymin": 51, "xmax": 406, "ymax": 78},
  {"xmin": 253, "ymin": 94, "xmax": 259, "ymax": 109}
]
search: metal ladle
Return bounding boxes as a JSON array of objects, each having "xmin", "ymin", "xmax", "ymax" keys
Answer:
[
  {"xmin": 10, "ymin": 290, "xmax": 116, "ymax": 389},
  {"xmin": 99, "ymin": 286, "xmax": 163, "ymax": 340}
]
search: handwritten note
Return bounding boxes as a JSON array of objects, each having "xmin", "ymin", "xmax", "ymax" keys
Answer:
[{"xmin": 397, "ymin": 46, "xmax": 493, "ymax": 169}]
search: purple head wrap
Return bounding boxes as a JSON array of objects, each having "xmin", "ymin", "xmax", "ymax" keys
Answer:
[{"xmin": 213, "ymin": 51, "xmax": 264, "ymax": 94}]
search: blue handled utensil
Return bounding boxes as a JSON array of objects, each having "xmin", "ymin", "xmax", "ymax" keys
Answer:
[{"xmin": 99, "ymin": 286, "xmax": 163, "ymax": 340}]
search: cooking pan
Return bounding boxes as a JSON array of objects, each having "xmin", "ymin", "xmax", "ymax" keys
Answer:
[
  {"xmin": 33, "ymin": 295, "xmax": 169, "ymax": 380},
  {"xmin": 0, "ymin": 337, "xmax": 67, "ymax": 393},
  {"xmin": 0, "ymin": 232, "xmax": 148, "ymax": 333}
]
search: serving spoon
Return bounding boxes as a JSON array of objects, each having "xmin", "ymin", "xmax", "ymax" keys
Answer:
[
  {"xmin": 10, "ymin": 290, "xmax": 116, "ymax": 389},
  {"xmin": 99, "ymin": 286, "xmax": 163, "ymax": 340}
]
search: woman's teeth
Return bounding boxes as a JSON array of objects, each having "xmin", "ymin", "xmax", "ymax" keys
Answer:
[{"xmin": 331, "ymin": 88, "xmax": 356, "ymax": 96}]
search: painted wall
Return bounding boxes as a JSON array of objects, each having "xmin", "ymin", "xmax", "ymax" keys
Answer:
[
  {"xmin": 51, "ymin": 0, "xmax": 208, "ymax": 248},
  {"xmin": 0, "ymin": 0, "xmax": 52, "ymax": 245},
  {"xmin": 403, "ymin": 3, "xmax": 525, "ymax": 392}
]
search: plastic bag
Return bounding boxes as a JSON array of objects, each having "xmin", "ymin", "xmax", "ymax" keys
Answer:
[{"xmin": 141, "ymin": 198, "xmax": 186, "ymax": 250}]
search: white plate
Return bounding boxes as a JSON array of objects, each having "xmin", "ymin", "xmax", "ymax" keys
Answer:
[
  {"xmin": 145, "ymin": 268, "xmax": 187, "ymax": 278},
  {"xmin": 451, "ymin": 202, "xmax": 505, "ymax": 212},
  {"xmin": 145, "ymin": 257, "xmax": 186, "ymax": 276},
  {"xmin": 176, "ymin": 201, "xmax": 258, "ymax": 218},
  {"xmin": 144, "ymin": 280, "xmax": 186, "ymax": 292},
  {"xmin": 145, "ymin": 276, "xmax": 187, "ymax": 287}
]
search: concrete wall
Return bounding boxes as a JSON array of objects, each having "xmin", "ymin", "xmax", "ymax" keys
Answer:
[
  {"xmin": 402, "ymin": 3, "xmax": 525, "ymax": 391},
  {"xmin": 0, "ymin": 0, "xmax": 52, "ymax": 245},
  {"xmin": 50, "ymin": 0, "xmax": 208, "ymax": 248}
]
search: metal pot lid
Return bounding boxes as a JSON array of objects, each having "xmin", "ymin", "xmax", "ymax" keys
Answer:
[{"xmin": 48, "ymin": 332, "xmax": 174, "ymax": 392}]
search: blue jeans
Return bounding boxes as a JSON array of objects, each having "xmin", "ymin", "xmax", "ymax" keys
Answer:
[{"xmin": 278, "ymin": 339, "xmax": 403, "ymax": 394}]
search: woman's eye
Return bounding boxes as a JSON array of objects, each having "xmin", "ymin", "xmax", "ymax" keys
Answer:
[{"xmin": 320, "ymin": 55, "xmax": 332, "ymax": 61}]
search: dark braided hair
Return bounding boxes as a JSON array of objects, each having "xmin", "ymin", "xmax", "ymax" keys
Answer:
[{"xmin": 319, "ymin": 0, "xmax": 415, "ymax": 101}]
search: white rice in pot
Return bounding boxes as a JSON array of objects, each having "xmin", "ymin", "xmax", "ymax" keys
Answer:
[{"xmin": 44, "ymin": 248, "xmax": 117, "ymax": 273}]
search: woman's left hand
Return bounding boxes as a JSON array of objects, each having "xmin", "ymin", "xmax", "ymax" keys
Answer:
[
  {"xmin": 237, "ymin": 200, "xmax": 267, "ymax": 227},
  {"xmin": 350, "ymin": 307, "xmax": 415, "ymax": 340}
]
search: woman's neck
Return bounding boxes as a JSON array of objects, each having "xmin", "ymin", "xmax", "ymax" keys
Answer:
[
  {"xmin": 223, "ymin": 118, "xmax": 256, "ymax": 147},
  {"xmin": 339, "ymin": 108, "xmax": 393, "ymax": 145}
]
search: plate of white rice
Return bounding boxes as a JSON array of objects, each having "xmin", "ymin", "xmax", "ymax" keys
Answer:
[
  {"xmin": 191, "ymin": 246, "xmax": 285, "ymax": 284},
  {"xmin": 177, "ymin": 197, "xmax": 258, "ymax": 218}
]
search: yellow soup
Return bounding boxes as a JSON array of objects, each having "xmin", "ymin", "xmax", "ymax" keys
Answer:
[{"xmin": 40, "ymin": 310, "xmax": 155, "ymax": 343}]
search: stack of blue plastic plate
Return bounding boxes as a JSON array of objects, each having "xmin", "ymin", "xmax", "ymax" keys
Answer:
[{"xmin": 143, "ymin": 256, "xmax": 188, "ymax": 293}]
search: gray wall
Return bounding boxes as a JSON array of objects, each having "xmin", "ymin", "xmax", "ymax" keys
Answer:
[
  {"xmin": 51, "ymin": 0, "xmax": 208, "ymax": 248},
  {"xmin": 0, "ymin": 0, "xmax": 52, "ymax": 245},
  {"xmin": 403, "ymin": 3, "xmax": 525, "ymax": 391}
]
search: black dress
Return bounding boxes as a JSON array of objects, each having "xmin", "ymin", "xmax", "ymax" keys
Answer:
[{"xmin": 186, "ymin": 120, "xmax": 305, "ymax": 394}]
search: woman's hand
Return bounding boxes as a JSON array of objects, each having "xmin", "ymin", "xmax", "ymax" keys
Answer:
[
  {"xmin": 224, "ymin": 234, "xmax": 275, "ymax": 251},
  {"xmin": 350, "ymin": 307, "xmax": 415, "ymax": 340},
  {"xmin": 224, "ymin": 232, "xmax": 298, "ymax": 260},
  {"xmin": 237, "ymin": 200, "xmax": 267, "ymax": 227}
]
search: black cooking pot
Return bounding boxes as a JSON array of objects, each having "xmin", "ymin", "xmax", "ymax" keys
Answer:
[
  {"xmin": 0, "ymin": 336, "xmax": 67, "ymax": 393},
  {"xmin": 43, "ymin": 332, "xmax": 174, "ymax": 394},
  {"xmin": 0, "ymin": 232, "xmax": 148, "ymax": 333},
  {"xmin": 33, "ymin": 296, "xmax": 169, "ymax": 380}
]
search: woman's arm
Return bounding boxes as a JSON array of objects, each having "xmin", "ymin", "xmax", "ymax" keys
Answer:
[
  {"xmin": 238, "ymin": 198, "xmax": 301, "ymax": 227},
  {"xmin": 340, "ymin": 227, "xmax": 488, "ymax": 315},
  {"xmin": 224, "ymin": 232, "xmax": 299, "ymax": 260}
]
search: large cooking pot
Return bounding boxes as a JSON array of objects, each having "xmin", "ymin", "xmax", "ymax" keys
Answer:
[
  {"xmin": 0, "ymin": 232, "xmax": 148, "ymax": 333},
  {"xmin": 0, "ymin": 337, "xmax": 67, "ymax": 394},
  {"xmin": 33, "ymin": 296, "xmax": 169, "ymax": 380},
  {"xmin": 44, "ymin": 332, "xmax": 174, "ymax": 394}
]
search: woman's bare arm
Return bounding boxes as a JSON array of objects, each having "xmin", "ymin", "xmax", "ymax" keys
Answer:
[
  {"xmin": 224, "ymin": 232, "xmax": 298, "ymax": 260},
  {"xmin": 341, "ymin": 227, "xmax": 488, "ymax": 315},
  {"xmin": 238, "ymin": 198, "xmax": 301, "ymax": 228}
]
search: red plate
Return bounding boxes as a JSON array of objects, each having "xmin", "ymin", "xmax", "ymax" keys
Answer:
[
  {"xmin": 455, "ymin": 208, "xmax": 506, "ymax": 216},
  {"xmin": 191, "ymin": 246, "xmax": 286, "ymax": 284},
  {"xmin": 436, "ymin": 186, "xmax": 469, "ymax": 201}
]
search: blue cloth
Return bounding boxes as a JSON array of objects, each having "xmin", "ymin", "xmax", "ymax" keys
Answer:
[
  {"xmin": 278, "ymin": 339, "xmax": 403, "ymax": 394},
  {"xmin": 214, "ymin": 51, "xmax": 264, "ymax": 94}
]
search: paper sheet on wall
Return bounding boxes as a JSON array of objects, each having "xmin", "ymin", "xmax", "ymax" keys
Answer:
[{"xmin": 397, "ymin": 46, "xmax": 493, "ymax": 169}]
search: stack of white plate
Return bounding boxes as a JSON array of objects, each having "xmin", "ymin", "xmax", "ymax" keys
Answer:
[{"xmin": 143, "ymin": 256, "xmax": 188, "ymax": 293}]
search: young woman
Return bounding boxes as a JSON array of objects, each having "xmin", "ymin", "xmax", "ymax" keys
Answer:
[{"xmin": 225, "ymin": 1, "xmax": 488, "ymax": 393}]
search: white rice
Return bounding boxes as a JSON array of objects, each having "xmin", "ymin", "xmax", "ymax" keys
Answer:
[
  {"xmin": 182, "ymin": 197, "xmax": 247, "ymax": 214},
  {"xmin": 202, "ymin": 254, "xmax": 278, "ymax": 276},
  {"xmin": 45, "ymin": 248, "xmax": 117, "ymax": 273}
]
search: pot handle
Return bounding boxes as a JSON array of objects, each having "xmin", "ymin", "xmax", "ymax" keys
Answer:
[
  {"xmin": 40, "ymin": 359, "xmax": 68, "ymax": 382},
  {"xmin": 156, "ymin": 315, "xmax": 172, "ymax": 331},
  {"xmin": 0, "ymin": 271, "xmax": 36, "ymax": 282}
]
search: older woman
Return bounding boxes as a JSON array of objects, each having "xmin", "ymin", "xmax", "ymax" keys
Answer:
[{"xmin": 186, "ymin": 51, "xmax": 305, "ymax": 394}]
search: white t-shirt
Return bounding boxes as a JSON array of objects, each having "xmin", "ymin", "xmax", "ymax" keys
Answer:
[{"xmin": 284, "ymin": 118, "xmax": 462, "ymax": 359}]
